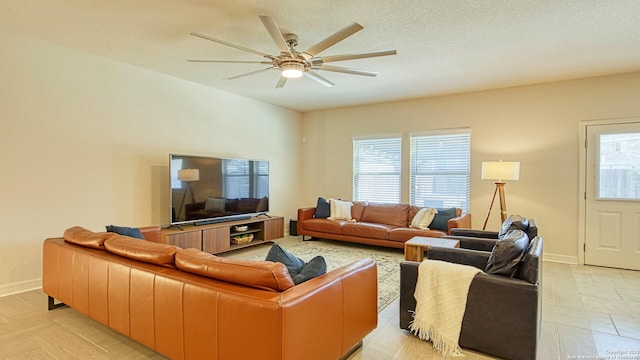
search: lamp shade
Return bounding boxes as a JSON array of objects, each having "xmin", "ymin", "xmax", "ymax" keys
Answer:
[
  {"xmin": 178, "ymin": 168, "xmax": 200, "ymax": 182},
  {"xmin": 481, "ymin": 161, "xmax": 520, "ymax": 182}
]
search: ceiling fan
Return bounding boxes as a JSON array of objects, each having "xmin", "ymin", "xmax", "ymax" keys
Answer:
[{"xmin": 188, "ymin": 15, "xmax": 397, "ymax": 88}]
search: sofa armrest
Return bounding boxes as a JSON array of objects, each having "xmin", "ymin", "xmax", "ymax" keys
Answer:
[
  {"xmin": 281, "ymin": 258, "xmax": 378, "ymax": 358},
  {"xmin": 447, "ymin": 213, "xmax": 471, "ymax": 234},
  {"xmin": 297, "ymin": 207, "xmax": 316, "ymax": 235},
  {"xmin": 450, "ymin": 228, "xmax": 499, "ymax": 239},
  {"xmin": 442, "ymin": 235, "xmax": 497, "ymax": 252},
  {"xmin": 427, "ymin": 247, "xmax": 490, "ymax": 270},
  {"xmin": 140, "ymin": 226, "xmax": 161, "ymax": 243}
]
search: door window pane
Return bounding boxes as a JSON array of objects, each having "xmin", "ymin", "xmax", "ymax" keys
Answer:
[{"xmin": 599, "ymin": 132, "xmax": 640, "ymax": 200}]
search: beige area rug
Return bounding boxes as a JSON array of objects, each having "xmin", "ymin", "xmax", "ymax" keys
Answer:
[{"xmin": 241, "ymin": 239, "xmax": 405, "ymax": 311}]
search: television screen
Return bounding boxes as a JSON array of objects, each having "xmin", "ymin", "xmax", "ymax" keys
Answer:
[{"xmin": 170, "ymin": 154, "xmax": 269, "ymax": 225}]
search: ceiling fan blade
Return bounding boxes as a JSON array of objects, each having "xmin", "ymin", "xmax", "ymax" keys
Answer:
[
  {"xmin": 225, "ymin": 67, "xmax": 274, "ymax": 80},
  {"xmin": 259, "ymin": 15, "xmax": 294, "ymax": 58},
  {"xmin": 304, "ymin": 71, "xmax": 335, "ymax": 87},
  {"xmin": 188, "ymin": 59, "xmax": 273, "ymax": 64},
  {"xmin": 315, "ymin": 65, "xmax": 379, "ymax": 77},
  {"xmin": 275, "ymin": 76, "xmax": 288, "ymax": 88},
  {"xmin": 191, "ymin": 32, "xmax": 273, "ymax": 59},
  {"xmin": 302, "ymin": 22, "xmax": 364, "ymax": 58},
  {"xmin": 313, "ymin": 49, "xmax": 397, "ymax": 64}
]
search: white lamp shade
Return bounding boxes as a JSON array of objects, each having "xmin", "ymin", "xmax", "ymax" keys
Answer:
[
  {"xmin": 178, "ymin": 168, "xmax": 200, "ymax": 182},
  {"xmin": 481, "ymin": 161, "xmax": 520, "ymax": 182}
]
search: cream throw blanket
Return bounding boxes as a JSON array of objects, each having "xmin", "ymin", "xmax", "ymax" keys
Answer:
[{"xmin": 409, "ymin": 260, "xmax": 481, "ymax": 356}]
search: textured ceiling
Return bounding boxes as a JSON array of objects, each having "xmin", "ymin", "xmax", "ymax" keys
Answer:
[{"xmin": 2, "ymin": 0, "xmax": 640, "ymax": 112}]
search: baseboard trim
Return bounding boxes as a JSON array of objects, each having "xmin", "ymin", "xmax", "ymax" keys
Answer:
[
  {"xmin": 0, "ymin": 278, "xmax": 42, "ymax": 298},
  {"xmin": 543, "ymin": 253, "xmax": 578, "ymax": 265}
]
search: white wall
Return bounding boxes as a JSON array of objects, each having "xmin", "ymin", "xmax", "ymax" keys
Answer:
[
  {"xmin": 302, "ymin": 72, "xmax": 640, "ymax": 263},
  {"xmin": 0, "ymin": 30, "xmax": 303, "ymax": 295}
]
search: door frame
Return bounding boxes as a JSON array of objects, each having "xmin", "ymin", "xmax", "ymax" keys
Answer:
[{"xmin": 578, "ymin": 116, "xmax": 640, "ymax": 266}]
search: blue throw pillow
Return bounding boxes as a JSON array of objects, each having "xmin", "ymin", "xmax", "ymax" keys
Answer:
[
  {"xmin": 105, "ymin": 225, "xmax": 144, "ymax": 239},
  {"xmin": 429, "ymin": 207, "xmax": 457, "ymax": 231},
  {"xmin": 265, "ymin": 244, "xmax": 327, "ymax": 285},
  {"xmin": 315, "ymin": 197, "xmax": 331, "ymax": 218}
]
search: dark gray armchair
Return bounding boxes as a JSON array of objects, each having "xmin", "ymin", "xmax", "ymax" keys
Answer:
[
  {"xmin": 443, "ymin": 215, "xmax": 538, "ymax": 252},
  {"xmin": 399, "ymin": 235, "xmax": 543, "ymax": 360}
]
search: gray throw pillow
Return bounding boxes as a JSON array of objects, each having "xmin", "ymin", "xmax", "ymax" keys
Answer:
[
  {"xmin": 498, "ymin": 215, "xmax": 529, "ymax": 238},
  {"xmin": 315, "ymin": 197, "xmax": 331, "ymax": 218},
  {"xmin": 485, "ymin": 229, "xmax": 529, "ymax": 277},
  {"xmin": 429, "ymin": 207, "xmax": 457, "ymax": 231},
  {"xmin": 265, "ymin": 244, "xmax": 327, "ymax": 285},
  {"xmin": 105, "ymin": 225, "xmax": 144, "ymax": 239}
]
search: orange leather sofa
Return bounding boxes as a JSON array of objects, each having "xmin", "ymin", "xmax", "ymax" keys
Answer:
[
  {"xmin": 42, "ymin": 226, "xmax": 378, "ymax": 360},
  {"xmin": 297, "ymin": 202, "xmax": 471, "ymax": 249}
]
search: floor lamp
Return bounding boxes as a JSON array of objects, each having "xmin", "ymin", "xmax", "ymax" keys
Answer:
[
  {"xmin": 176, "ymin": 168, "xmax": 199, "ymax": 220},
  {"xmin": 481, "ymin": 161, "xmax": 520, "ymax": 230}
]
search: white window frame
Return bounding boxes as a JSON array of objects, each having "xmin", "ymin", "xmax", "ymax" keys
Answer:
[{"xmin": 409, "ymin": 128, "xmax": 471, "ymax": 211}]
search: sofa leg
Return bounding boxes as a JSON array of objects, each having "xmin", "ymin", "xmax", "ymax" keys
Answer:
[
  {"xmin": 339, "ymin": 340, "xmax": 363, "ymax": 360},
  {"xmin": 48, "ymin": 296, "xmax": 67, "ymax": 311}
]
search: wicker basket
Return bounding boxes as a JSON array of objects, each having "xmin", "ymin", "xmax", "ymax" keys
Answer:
[{"xmin": 231, "ymin": 234, "xmax": 254, "ymax": 244}]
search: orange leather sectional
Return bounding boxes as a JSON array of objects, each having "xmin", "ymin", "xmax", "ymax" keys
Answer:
[
  {"xmin": 42, "ymin": 226, "xmax": 378, "ymax": 360},
  {"xmin": 297, "ymin": 202, "xmax": 471, "ymax": 249}
]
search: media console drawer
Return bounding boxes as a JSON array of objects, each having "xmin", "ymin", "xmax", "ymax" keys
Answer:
[{"xmin": 161, "ymin": 216, "xmax": 284, "ymax": 254}]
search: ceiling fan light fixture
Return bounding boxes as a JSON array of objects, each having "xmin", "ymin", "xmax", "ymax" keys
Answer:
[{"xmin": 281, "ymin": 62, "xmax": 304, "ymax": 78}]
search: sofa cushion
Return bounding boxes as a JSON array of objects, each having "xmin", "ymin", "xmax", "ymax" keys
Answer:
[
  {"xmin": 485, "ymin": 229, "xmax": 529, "ymax": 277},
  {"xmin": 176, "ymin": 248, "xmax": 295, "ymax": 291},
  {"xmin": 351, "ymin": 201, "xmax": 367, "ymax": 221},
  {"xmin": 104, "ymin": 236, "xmax": 181, "ymax": 268},
  {"xmin": 410, "ymin": 208, "xmax": 437, "ymax": 230},
  {"xmin": 388, "ymin": 227, "xmax": 446, "ymax": 242},
  {"xmin": 64, "ymin": 226, "xmax": 118, "ymax": 249},
  {"xmin": 498, "ymin": 215, "xmax": 530, "ymax": 238},
  {"xmin": 265, "ymin": 244, "xmax": 327, "ymax": 284},
  {"xmin": 106, "ymin": 225, "xmax": 144, "ymax": 239},
  {"xmin": 303, "ymin": 218, "xmax": 346, "ymax": 235},
  {"xmin": 342, "ymin": 222, "xmax": 393, "ymax": 240},
  {"xmin": 360, "ymin": 203, "xmax": 410, "ymax": 227},
  {"xmin": 329, "ymin": 198, "xmax": 353, "ymax": 220},
  {"xmin": 516, "ymin": 236, "xmax": 542, "ymax": 284},
  {"xmin": 315, "ymin": 197, "xmax": 331, "ymax": 218},
  {"xmin": 430, "ymin": 207, "xmax": 457, "ymax": 231}
]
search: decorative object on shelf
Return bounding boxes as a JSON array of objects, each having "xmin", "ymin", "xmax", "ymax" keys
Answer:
[
  {"xmin": 481, "ymin": 160, "xmax": 520, "ymax": 229},
  {"xmin": 234, "ymin": 225, "xmax": 249, "ymax": 232},
  {"xmin": 231, "ymin": 234, "xmax": 254, "ymax": 245},
  {"xmin": 176, "ymin": 168, "xmax": 200, "ymax": 220}
]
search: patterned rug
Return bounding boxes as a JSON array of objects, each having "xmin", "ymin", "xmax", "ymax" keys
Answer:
[{"xmin": 245, "ymin": 239, "xmax": 405, "ymax": 311}]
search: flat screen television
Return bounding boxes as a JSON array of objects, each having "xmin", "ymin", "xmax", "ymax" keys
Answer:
[{"xmin": 169, "ymin": 154, "xmax": 269, "ymax": 225}]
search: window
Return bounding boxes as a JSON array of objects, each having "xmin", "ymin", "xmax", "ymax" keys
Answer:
[
  {"xmin": 410, "ymin": 130, "xmax": 470, "ymax": 211},
  {"xmin": 598, "ymin": 132, "xmax": 640, "ymax": 200},
  {"xmin": 353, "ymin": 137, "xmax": 402, "ymax": 203}
]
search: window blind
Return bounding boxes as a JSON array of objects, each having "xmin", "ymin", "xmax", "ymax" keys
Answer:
[
  {"xmin": 353, "ymin": 137, "xmax": 402, "ymax": 203},
  {"xmin": 410, "ymin": 131, "xmax": 470, "ymax": 211}
]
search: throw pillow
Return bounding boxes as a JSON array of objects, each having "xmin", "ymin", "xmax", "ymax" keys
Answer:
[
  {"xmin": 429, "ymin": 207, "xmax": 457, "ymax": 231},
  {"xmin": 328, "ymin": 198, "xmax": 353, "ymax": 221},
  {"xmin": 265, "ymin": 244, "xmax": 327, "ymax": 285},
  {"xmin": 485, "ymin": 229, "xmax": 529, "ymax": 277},
  {"xmin": 105, "ymin": 225, "xmax": 144, "ymax": 239},
  {"xmin": 315, "ymin": 197, "xmax": 331, "ymax": 218},
  {"xmin": 293, "ymin": 256, "xmax": 327, "ymax": 284},
  {"xmin": 498, "ymin": 215, "xmax": 529, "ymax": 238},
  {"xmin": 410, "ymin": 207, "xmax": 437, "ymax": 230},
  {"xmin": 265, "ymin": 244, "xmax": 306, "ymax": 277},
  {"xmin": 204, "ymin": 197, "xmax": 227, "ymax": 213}
]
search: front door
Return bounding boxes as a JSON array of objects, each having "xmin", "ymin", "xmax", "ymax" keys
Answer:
[{"xmin": 585, "ymin": 122, "xmax": 640, "ymax": 270}]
